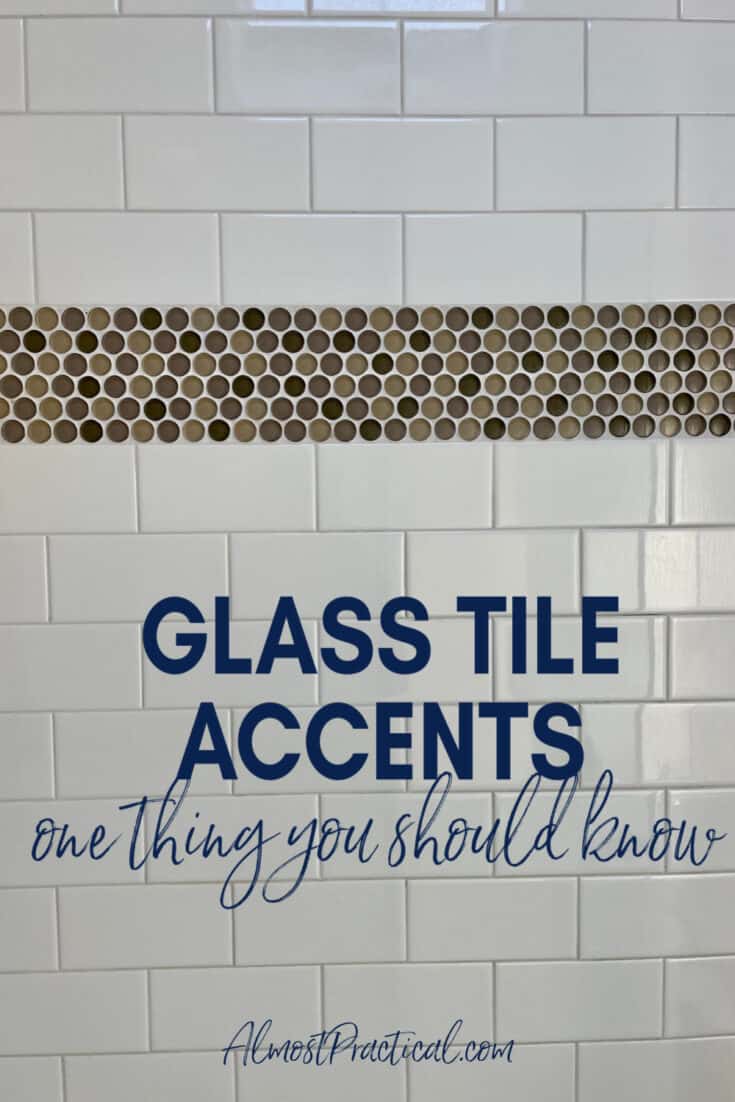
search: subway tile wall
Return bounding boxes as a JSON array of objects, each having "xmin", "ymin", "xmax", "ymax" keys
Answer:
[
  {"xmin": 0, "ymin": 438, "xmax": 734, "ymax": 1101},
  {"xmin": 0, "ymin": 5, "xmax": 734, "ymax": 303}
]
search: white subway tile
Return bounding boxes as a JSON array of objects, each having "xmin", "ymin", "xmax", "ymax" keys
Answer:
[
  {"xmin": 144, "ymin": 793, "xmax": 318, "ymax": 883},
  {"xmin": 231, "ymin": 532, "xmax": 402, "ymax": 620},
  {"xmin": 408, "ymin": 530, "xmax": 579, "ymax": 616},
  {"xmin": 150, "ymin": 966, "xmax": 320, "ymax": 1049},
  {"xmin": 679, "ymin": 118, "xmax": 735, "ymax": 208},
  {"xmin": 497, "ymin": 117, "xmax": 675, "ymax": 211},
  {"xmin": 0, "ymin": 1058, "xmax": 61, "ymax": 1102},
  {"xmin": 586, "ymin": 213, "xmax": 735, "ymax": 302},
  {"xmin": 27, "ymin": 18, "xmax": 212, "ymax": 111},
  {"xmin": 673, "ymin": 440, "xmax": 735, "ymax": 524},
  {"xmin": 126, "ymin": 116, "xmax": 309, "ymax": 211},
  {"xmin": 319, "ymin": 443, "xmax": 491, "ymax": 530},
  {"xmin": 496, "ymin": 960, "xmax": 662, "ymax": 1042},
  {"xmin": 319, "ymin": 618, "xmax": 491, "ymax": 705},
  {"xmin": 324, "ymin": 962, "xmax": 492, "ymax": 1035},
  {"xmin": 494, "ymin": 787, "xmax": 665, "ymax": 876},
  {"xmin": 35, "ymin": 213, "xmax": 219, "ymax": 305},
  {"xmin": 0, "ymin": 21, "xmax": 22, "ymax": 110},
  {"xmin": 320, "ymin": 791, "xmax": 493, "ymax": 878},
  {"xmin": 235, "ymin": 880, "xmax": 404, "ymax": 964},
  {"xmin": 585, "ymin": 528, "xmax": 735, "ymax": 613},
  {"xmin": 404, "ymin": 21, "xmax": 583, "ymax": 114},
  {"xmin": 495, "ymin": 616, "xmax": 666, "ymax": 702},
  {"xmin": 409, "ymin": 1044, "xmax": 574, "ymax": 1102},
  {"xmin": 127, "ymin": 0, "xmax": 303, "ymax": 9},
  {"xmin": 667, "ymin": 790, "xmax": 735, "ymax": 872},
  {"xmin": 682, "ymin": 0, "xmax": 735, "ymax": 13},
  {"xmin": 499, "ymin": 0, "xmax": 674, "ymax": 12},
  {"xmin": 138, "ymin": 445, "xmax": 314, "ymax": 532},
  {"xmin": 59, "ymin": 885, "xmax": 231, "ymax": 969},
  {"xmin": 583, "ymin": 531, "xmax": 641, "ymax": 612},
  {"xmin": 0, "ymin": 537, "xmax": 47, "ymax": 623},
  {"xmin": 237, "ymin": 1057, "xmax": 405, "ymax": 1102},
  {"xmin": 671, "ymin": 616, "xmax": 735, "ymax": 699},
  {"xmin": 216, "ymin": 19, "xmax": 400, "ymax": 113},
  {"xmin": 0, "ymin": 799, "xmax": 144, "ymax": 886},
  {"xmin": 233, "ymin": 705, "xmax": 407, "ymax": 795},
  {"xmin": 589, "ymin": 21, "xmax": 735, "ymax": 113},
  {"xmin": 313, "ymin": 119, "xmax": 493, "ymax": 211},
  {"xmin": 409, "ymin": 879, "xmax": 577, "ymax": 961},
  {"xmin": 405, "ymin": 214, "xmax": 582, "ymax": 302},
  {"xmin": 0, "ymin": 714, "xmax": 53, "ymax": 800},
  {"xmin": 579, "ymin": 1039, "xmax": 735, "ymax": 1102},
  {"xmin": 66, "ymin": 1053, "xmax": 232, "ymax": 1102},
  {"xmin": 49, "ymin": 534, "xmax": 227, "ymax": 623},
  {"xmin": 0, "ymin": 889, "xmax": 56, "ymax": 972},
  {"xmin": 0, "ymin": 624, "xmax": 139, "ymax": 711},
  {"xmin": 221, "ymin": 214, "xmax": 402, "ymax": 304},
  {"xmin": 495, "ymin": 441, "xmax": 667, "ymax": 527},
  {"xmin": 581, "ymin": 874, "xmax": 735, "ymax": 958},
  {"xmin": 0, "ymin": 447, "xmax": 135, "ymax": 534},
  {"xmin": 0, "ymin": 117, "xmax": 122, "ymax": 210},
  {"xmin": 316, "ymin": 0, "xmax": 485, "ymax": 10},
  {"xmin": 56, "ymin": 710, "xmax": 230, "ymax": 798},
  {"xmin": 0, "ymin": 213, "xmax": 32, "ymax": 303},
  {"xmin": 581, "ymin": 703, "xmax": 735, "ymax": 788},
  {"xmin": 666, "ymin": 958, "xmax": 735, "ymax": 1038},
  {"xmin": 2, "ymin": 0, "xmax": 113, "ymax": 8},
  {"xmin": 144, "ymin": 620, "xmax": 317, "ymax": 708},
  {"xmin": 0, "ymin": 972, "xmax": 147, "ymax": 1055}
]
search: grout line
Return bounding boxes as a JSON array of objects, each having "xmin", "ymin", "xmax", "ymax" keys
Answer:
[
  {"xmin": 60, "ymin": 1055, "xmax": 68, "ymax": 1102},
  {"xmin": 573, "ymin": 1041, "xmax": 580, "ymax": 1102},
  {"xmin": 403, "ymin": 878, "xmax": 409, "ymax": 961}
]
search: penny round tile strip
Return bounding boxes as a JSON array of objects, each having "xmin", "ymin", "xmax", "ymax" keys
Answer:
[{"xmin": 1, "ymin": 304, "xmax": 734, "ymax": 443}]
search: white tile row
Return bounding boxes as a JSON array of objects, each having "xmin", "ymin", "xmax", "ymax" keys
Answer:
[
  {"xmin": 0, "ymin": 612, "xmax": 693, "ymax": 710},
  {"xmin": 5, "ymin": 209, "xmax": 735, "ymax": 302},
  {"xmin": 1, "ymin": 953, "xmax": 734, "ymax": 1055},
  {"xmin": 10, "ymin": 524, "xmax": 735, "ymax": 629},
  {"xmin": 0, "ymin": 0, "xmax": 729, "ymax": 15},
  {"xmin": 7, "ymin": 877, "xmax": 735, "ymax": 972},
  {"xmin": 5, "ymin": 441, "xmax": 735, "ymax": 534},
  {"xmin": 2, "ymin": 114, "xmax": 734, "ymax": 214},
  {"xmin": 4, "ymin": 702, "xmax": 734, "ymax": 804},
  {"xmin": 2, "ymin": 1040, "xmax": 734, "ymax": 1102},
  {"xmin": 3, "ymin": 20, "xmax": 735, "ymax": 116}
]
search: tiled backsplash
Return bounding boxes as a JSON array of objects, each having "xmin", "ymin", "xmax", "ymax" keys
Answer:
[
  {"xmin": 2, "ymin": 3, "xmax": 735, "ymax": 1100},
  {"xmin": 0, "ymin": 7, "xmax": 734, "ymax": 303},
  {"xmin": 2, "ymin": 439, "xmax": 735, "ymax": 1102}
]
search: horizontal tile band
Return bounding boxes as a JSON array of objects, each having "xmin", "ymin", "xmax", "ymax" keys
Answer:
[{"xmin": 0, "ymin": 303, "xmax": 734, "ymax": 444}]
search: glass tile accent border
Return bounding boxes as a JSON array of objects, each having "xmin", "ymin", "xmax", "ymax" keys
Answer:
[{"xmin": 1, "ymin": 303, "xmax": 734, "ymax": 444}]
